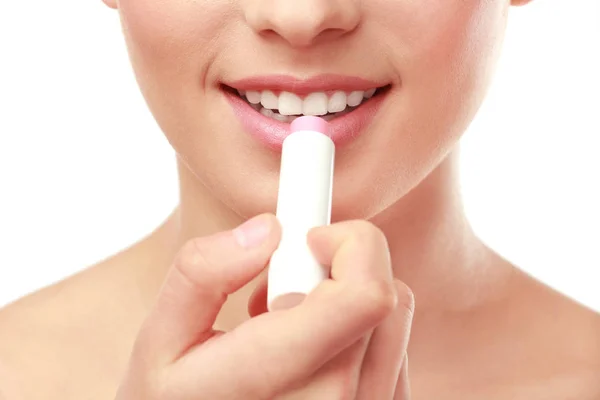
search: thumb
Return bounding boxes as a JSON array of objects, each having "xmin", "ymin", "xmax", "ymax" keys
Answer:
[{"xmin": 135, "ymin": 213, "xmax": 281, "ymax": 366}]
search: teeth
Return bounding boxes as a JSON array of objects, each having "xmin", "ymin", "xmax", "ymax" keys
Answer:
[
  {"xmin": 364, "ymin": 88, "xmax": 376, "ymax": 98},
  {"xmin": 260, "ymin": 90, "xmax": 279, "ymax": 109},
  {"xmin": 322, "ymin": 107, "xmax": 351, "ymax": 121},
  {"xmin": 271, "ymin": 111, "xmax": 289, "ymax": 122},
  {"xmin": 258, "ymin": 103, "xmax": 353, "ymax": 123},
  {"xmin": 239, "ymin": 87, "xmax": 380, "ymax": 116},
  {"xmin": 328, "ymin": 91, "xmax": 347, "ymax": 113},
  {"xmin": 260, "ymin": 108, "xmax": 274, "ymax": 118},
  {"xmin": 279, "ymin": 92, "xmax": 303, "ymax": 116},
  {"xmin": 259, "ymin": 107, "xmax": 299, "ymax": 123},
  {"xmin": 302, "ymin": 92, "xmax": 328, "ymax": 116},
  {"xmin": 347, "ymin": 91, "xmax": 364, "ymax": 107},
  {"xmin": 246, "ymin": 91, "xmax": 261, "ymax": 104}
]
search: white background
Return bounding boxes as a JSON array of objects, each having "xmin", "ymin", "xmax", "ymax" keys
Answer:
[{"xmin": 0, "ymin": 1, "xmax": 598, "ymax": 310}]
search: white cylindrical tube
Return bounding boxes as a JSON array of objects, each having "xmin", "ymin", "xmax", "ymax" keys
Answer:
[{"xmin": 267, "ymin": 116, "xmax": 335, "ymax": 311}]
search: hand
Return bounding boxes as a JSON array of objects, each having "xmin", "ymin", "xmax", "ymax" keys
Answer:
[
  {"xmin": 115, "ymin": 213, "xmax": 414, "ymax": 399},
  {"xmin": 248, "ymin": 219, "xmax": 413, "ymax": 399}
]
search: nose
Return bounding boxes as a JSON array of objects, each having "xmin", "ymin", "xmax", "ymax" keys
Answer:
[{"xmin": 243, "ymin": 0, "xmax": 360, "ymax": 48}]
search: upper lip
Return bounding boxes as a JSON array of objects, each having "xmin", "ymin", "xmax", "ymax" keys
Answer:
[{"xmin": 224, "ymin": 74, "xmax": 387, "ymax": 95}]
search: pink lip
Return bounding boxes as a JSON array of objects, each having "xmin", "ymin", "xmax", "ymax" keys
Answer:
[
  {"xmin": 223, "ymin": 75, "xmax": 388, "ymax": 151},
  {"xmin": 224, "ymin": 74, "xmax": 387, "ymax": 96}
]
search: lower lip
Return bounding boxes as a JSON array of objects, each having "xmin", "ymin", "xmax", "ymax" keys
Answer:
[{"xmin": 224, "ymin": 89, "xmax": 387, "ymax": 151}]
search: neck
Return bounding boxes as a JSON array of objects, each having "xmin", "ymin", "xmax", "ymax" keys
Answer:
[
  {"xmin": 371, "ymin": 148, "xmax": 512, "ymax": 312},
  {"xmin": 140, "ymin": 147, "xmax": 513, "ymax": 329}
]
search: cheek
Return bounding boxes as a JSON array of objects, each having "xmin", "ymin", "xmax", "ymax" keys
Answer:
[
  {"xmin": 120, "ymin": 0, "xmax": 205, "ymax": 73},
  {"xmin": 380, "ymin": 0, "xmax": 508, "ymax": 78},
  {"xmin": 115, "ymin": 0, "xmax": 277, "ymax": 218},
  {"xmin": 336, "ymin": 0, "xmax": 508, "ymax": 218},
  {"xmin": 118, "ymin": 0, "xmax": 228, "ymax": 63},
  {"xmin": 393, "ymin": 0, "xmax": 507, "ymax": 121},
  {"xmin": 384, "ymin": 1, "xmax": 506, "ymax": 152},
  {"xmin": 117, "ymin": 0, "xmax": 237, "ymax": 155},
  {"xmin": 117, "ymin": 0, "xmax": 229, "ymax": 116}
]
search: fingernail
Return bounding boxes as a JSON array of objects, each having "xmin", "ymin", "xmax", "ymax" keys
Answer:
[{"xmin": 233, "ymin": 215, "xmax": 272, "ymax": 248}]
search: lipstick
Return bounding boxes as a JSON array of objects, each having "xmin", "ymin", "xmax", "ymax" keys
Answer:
[{"xmin": 267, "ymin": 116, "xmax": 335, "ymax": 311}]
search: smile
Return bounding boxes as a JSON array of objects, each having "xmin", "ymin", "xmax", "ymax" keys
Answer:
[
  {"xmin": 222, "ymin": 74, "xmax": 391, "ymax": 150},
  {"xmin": 226, "ymin": 86, "xmax": 388, "ymax": 123}
]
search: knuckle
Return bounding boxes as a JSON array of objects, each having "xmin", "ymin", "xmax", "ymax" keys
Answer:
[
  {"xmin": 172, "ymin": 237, "xmax": 213, "ymax": 288},
  {"xmin": 180, "ymin": 237, "xmax": 208, "ymax": 267},
  {"xmin": 363, "ymin": 280, "xmax": 398, "ymax": 317},
  {"xmin": 349, "ymin": 220, "xmax": 389, "ymax": 253}
]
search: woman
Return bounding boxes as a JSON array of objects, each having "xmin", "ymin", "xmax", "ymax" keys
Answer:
[{"xmin": 0, "ymin": 0, "xmax": 599, "ymax": 398}]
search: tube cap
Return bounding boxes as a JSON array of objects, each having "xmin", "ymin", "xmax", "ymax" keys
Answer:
[{"xmin": 290, "ymin": 116, "xmax": 329, "ymax": 135}]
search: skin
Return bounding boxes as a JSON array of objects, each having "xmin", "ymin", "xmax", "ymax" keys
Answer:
[{"xmin": 1, "ymin": 0, "xmax": 600, "ymax": 398}]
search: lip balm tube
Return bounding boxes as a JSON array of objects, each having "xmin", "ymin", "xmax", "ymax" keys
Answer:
[{"xmin": 267, "ymin": 116, "xmax": 335, "ymax": 312}]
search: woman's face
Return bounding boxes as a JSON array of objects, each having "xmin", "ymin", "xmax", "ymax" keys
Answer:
[{"xmin": 105, "ymin": 0, "xmax": 519, "ymax": 221}]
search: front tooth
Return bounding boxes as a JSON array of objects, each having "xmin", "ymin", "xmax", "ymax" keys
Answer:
[
  {"xmin": 279, "ymin": 92, "xmax": 303, "ymax": 115},
  {"xmin": 328, "ymin": 91, "xmax": 347, "ymax": 113},
  {"xmin": 302, "ymin": 92, "xmax": 328, "ymax": 116},
  {"xmin": 260, "ymin": 108, "xmax": 274, "ymax": 118},
  {"xmin": 260, "ymin": 90, "xmax": 279, "ymax": 109},
  {"xmin": 364, "ymin": 88, "xmax": 376, "ymax": 98},
  {"xmin": 271, "ymin": 112, "xmax": 289, "ymax": 122},
  {"xmin": 347, "ymin": 91, "xmax": 365, "ymax": 107},
  {"xmin": 246, "ymin": 91, "xmax": 261, "ymax": 104}
]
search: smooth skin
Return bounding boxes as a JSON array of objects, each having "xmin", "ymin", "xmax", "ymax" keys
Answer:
[
  {"xmin": 1, "ymin": 0, "xmax": 600, "ymax": 399},
  {"xmin": 116, "ymin": 216, "xmax": 412, "ymax": 399}
]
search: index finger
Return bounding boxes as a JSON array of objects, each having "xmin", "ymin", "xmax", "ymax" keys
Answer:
[
  {"xmin": 135, "ymin": 214, "xmax": 281, "ymax": 365},
  {"xmin": 308, "ymin": 219, "xmax": 394, "ymax": 284}
]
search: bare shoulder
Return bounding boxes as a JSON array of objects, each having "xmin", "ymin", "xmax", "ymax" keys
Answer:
[
  {"xmin": 522, "ymin": 271, "xmax": 600, "ymax": 358},
  {"xmin": 436, "ymin": 266, "xmax": 600, "ymax": 399},
  {"xmin": 0, "ymin": 260, "xmax": 145, "ymax": 399},
  {"xmin": 0, "ymin": 280, "xmax": 82, "ymax": 399},
  {"xmin": 508, "ymin": 270, "xmax": 600, "ymax": 394}
]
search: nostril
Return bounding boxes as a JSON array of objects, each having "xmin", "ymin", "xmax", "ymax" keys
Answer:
[
  {"xmin": 258, "ymin": 26, "xmax": 348, "ymax": 48},
  {"xmin": 258, "ymin": 29, "xmax": 281, "ymax": 41},
  {"xmin": 243, "ymin": 1, "xmax": 360, "ymax": 48},
  {"xmin": 316, "ymin": 27, "xmax": 354, "ymax": 43}
]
